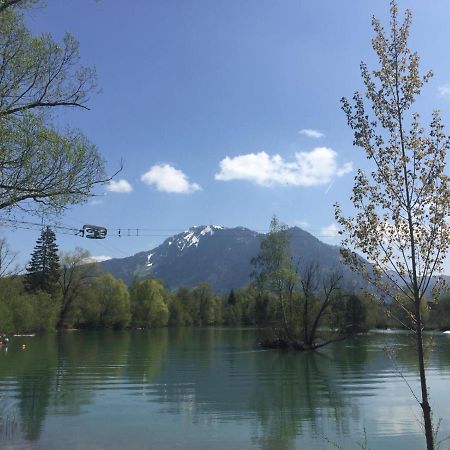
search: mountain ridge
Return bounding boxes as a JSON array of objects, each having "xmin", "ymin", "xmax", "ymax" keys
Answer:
[{"xmin": 100, "ymin": 225, "xmax": 365, "ymax": 293}]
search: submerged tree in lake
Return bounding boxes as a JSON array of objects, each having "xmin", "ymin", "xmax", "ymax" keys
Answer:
[
  {"xmin": 335, "ymin": 2, "xmax": 450, "ymax": 448},
  {"xmin": 252, "ymin": 216, "xmax": 346, "ymax": 349},
  {"xmin": 299, "ymin": 265, "xmax": 344, "ymax": 348},
  {"xmin": 251, "ymin": 216, "xmax": 298, "ymax": 341}
]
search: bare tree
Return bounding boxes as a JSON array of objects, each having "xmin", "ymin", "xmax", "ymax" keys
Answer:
[
  {"xmin": 0, "ymin": 237, "xmax": 19, "ymax": 277},
  {"xmin": 299, "ymin": 262, "xmax": 319, "ymax": 345},
  {"xmin": 309, "ymin": 271, "xmax": 343, "ymax": 349},
  {"xmin": 299, "ymin": 263, "xmax": 344, "ymax": 349}
]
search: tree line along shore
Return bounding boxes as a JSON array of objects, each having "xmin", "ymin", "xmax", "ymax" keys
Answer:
[{"xmin": 1, "ymin": 226, "xmax": 450, "ymax": 341}]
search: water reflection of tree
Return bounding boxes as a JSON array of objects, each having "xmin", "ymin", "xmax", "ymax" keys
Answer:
[
  {"xmin": 372, "ymin": 332, "xmax": 436, "ymax": 374},
  {"xmin": 3, "ymin": 329, "xmax": 437, "ymax": 449},
  {"xmin": 250, "ymin": 350, "xmax": 352, "ymax": 450},
  {"xmin": 0, "ymin": 331, "xmax": 132, "ymax": 443},
  {"xmin": 435, "ymin": 334, "xmax": 450, "ymax": 370},
  {"xmin": 126, "ymin": 328, "xmax": 169, "ymax": 384},
  {"xmin": 52, "ymin": 331, "xmax": 130, "ymax": 414},
  {"xmin": 148, "ymin": 329, "xmax": 372, "ymax": 450},
  {"xmin": 0, "ymin": 335, "xmax": 57, "ymax": 441}
]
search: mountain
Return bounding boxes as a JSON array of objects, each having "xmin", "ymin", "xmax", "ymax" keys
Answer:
[{"xmin": 100, "ymin": 225, "xmax": 367, "ymax": 293}]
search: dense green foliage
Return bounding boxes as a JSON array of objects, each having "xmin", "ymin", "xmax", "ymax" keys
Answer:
[
  {"xmin": 1, "ymin": 231, "xmax": 447, "ymax": 337},
  {"xmin": 3, "ymin": 258, "xmax": 450, "ymax": 336},
  {"xmin": 57, "ymin": 248, "xmax": 100, "ymax": 329},
  {"xmin": 428, "ymin": 295, "xmax": 450, "ymax": 330},
  {"xmin": 331, "ymin": 294, "xmax": 377, "ymax": 335},
  {"xmin": 0, "ymin": 1, "xmax": 108, "ymax": 216},
  {"xmin": 74, "ymin": 274, "xmax": 131, "ymax": 329},
  {"xmin": 130, "ymin": 278, "xmax": 169, "ymax": 328},
  {"xmin": 0, "ymin": 277, "xmax": 57, "ymax": 333},
  {"xmin": 25, "ymin": 227, "xmax": 60, "ymax": 295},
  {"xmin": 2, "ymin": 226, "xmax": 450, "ymax": 337}
]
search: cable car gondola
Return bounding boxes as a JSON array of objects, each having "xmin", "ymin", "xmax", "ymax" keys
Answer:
[{"xmin": 81, "ymin": 224, "xmax": 107, "ymax": 239}]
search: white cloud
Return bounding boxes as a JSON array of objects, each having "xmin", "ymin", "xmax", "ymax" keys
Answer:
[
  {"xmin": 84, "ymin": 255, "xmax": 112, "ymax": 263},
  {"xmin": 299, "ymin": 129, "xmax": 324, "ymax": 138},
  {"xmin": 215, "ymin": 148, "xmax": 352, "ymax": 187},
  {"xmin": 438, "ymin": 84, "xmax": 450, "ymax": 98},
  {"xmin": 106, "ymin": 179, "xmax": 133, "ymax": 193},
  {"xmin": 141, "ymin": 164, "xmax": 201, "ymax": 194},
  {"xmin": 320, "ymin": 223, "xmax": 340, "ymax": 237}
]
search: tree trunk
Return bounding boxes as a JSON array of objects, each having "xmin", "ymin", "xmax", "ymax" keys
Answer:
[
  {"xmin": 56, "ymin": 294, "xmax": 70, "ymax": 331},
  {"xmin": 415, "ymin": 299, "xmax": 434, "ymax": 450},
  {"xmin": 303, "ymin": 296, "xmax": 309, "ymax": 344},
  {"xmin": 56, "ymin": 310, "xmax": 66, "ymax": 330},
  {"xmin": 279, "ymin": 291, "xmax": 291, "ymax": 340},
  {"xmin": 395, "ymin": 43, "xmax": 435, "ymax": 448},
  {"xmin": 308, "ymin": 300, "xmax": 329, "ymax": 347}
]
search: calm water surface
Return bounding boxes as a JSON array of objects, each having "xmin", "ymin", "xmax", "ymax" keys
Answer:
[{"xmin": 1, "ymin": 328, "xmax": 450, "ymax": 450}]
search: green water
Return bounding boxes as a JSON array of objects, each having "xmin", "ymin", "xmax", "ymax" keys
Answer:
[{"xmin": 0, "ymin": 329, "xmax": 450, "ymax": 450}]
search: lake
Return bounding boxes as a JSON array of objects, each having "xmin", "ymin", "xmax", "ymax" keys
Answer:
[{"xmin": 0, "ymin": 328, "xmax": 450, "ymax": 450}]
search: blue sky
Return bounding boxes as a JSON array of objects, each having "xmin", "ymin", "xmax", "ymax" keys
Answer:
[{"xmin": 5, "ymin": 0, "xmax": 450, "ymax": 270}]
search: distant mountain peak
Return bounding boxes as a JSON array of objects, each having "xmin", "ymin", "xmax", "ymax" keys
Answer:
[
  {"xmin": 187, "ymin": 224, "xmax": 225, "ymax": 235},
  {"xmin": 164, "ymin": 225, "xmax": 226, "ymax": 253}
]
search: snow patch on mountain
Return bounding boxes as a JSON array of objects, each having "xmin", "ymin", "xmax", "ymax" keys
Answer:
[
  {"xmin": 173, "ymin": 225, "xmax": 225, "ymax": 251},
  {"xmin": 178, "ymin": 231, "xmax": 199, "ymax": 250},
  {"xmin": 201, "ymin": 225, "xmax": 224, "ymax": 235},
  {"xmin": 147, "ymin": 253, "xmax": 153, "ymax": 267}
]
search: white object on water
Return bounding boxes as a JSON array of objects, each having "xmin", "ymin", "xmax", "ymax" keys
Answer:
[{"xmin": 443, "ymin": 331, "xmax": 450, "ymax": 334}]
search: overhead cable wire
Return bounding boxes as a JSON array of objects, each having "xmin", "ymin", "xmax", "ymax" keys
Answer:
[{"xmin": 0, "ymin": 218, "xmax": 341, "ymax": 239}]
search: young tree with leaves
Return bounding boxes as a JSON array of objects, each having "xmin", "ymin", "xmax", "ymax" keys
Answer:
[
  {"xmin": 252, "ymin": 217, "xmax": 346, "ymax": 349},
  {"xmin": 25, "ymin": 226, "xmax": 60, "ymax": 295},
  {"xmin": 335, "ymin": 2, "xmax": 449, "ymax": 448},
  {"xmin": 251, "ymin": 216, "xmax": 298, "ymax": 341}
]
